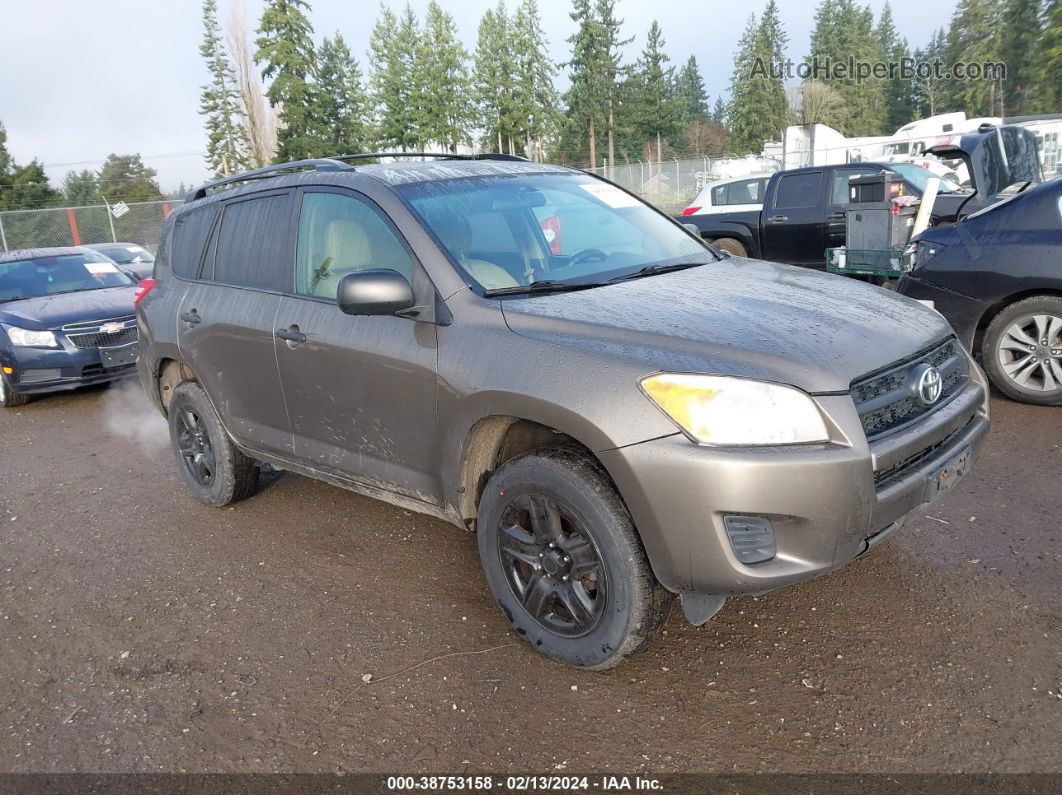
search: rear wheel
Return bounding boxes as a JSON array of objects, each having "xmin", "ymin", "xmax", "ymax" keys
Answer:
[
  {"xmin": 168, "ymin": 381, "xmax": 260, "ymax": 505},
  {"xmin": 0, "ymin": 372, "xmax": 30, "ymax": 408},
  {"xmin": 710, "ymin": 237, "xmax": 747, "ymax": 257},
  {"xmin": 983, "ymin": 296, "xmax": 1062, "ymax": 406},
  {"xmin": 476, "ymin": 447, "xmax": 672, "ymax": 669}
]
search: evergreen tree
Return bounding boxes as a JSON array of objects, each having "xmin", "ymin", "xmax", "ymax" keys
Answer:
[
  {"xmin": 0, "ymin": 160, "xmax": 62, "ymax": 211},
  {"xmin": 200, "ymin": 0, "xmax": 250, "ymax": 176},
  {"xmin": 368, "ymin": 5, "xmax": 418, "ymax": 150},
  {"xmin": 594, "ymin": 0, "xmax": 630, "ymax": 168},
  {"xmin": 944, "ymin": 0, "xmax": 1004, "ymax": 116},
  {"xmin": 728, "ymin": 2, "xmax": 788, "ymax": 154},
  {"xmin": 473, "ymin": 3, "xmax": 519, "ymax": 153},
  {"xmin": 1040, "ymin": 0, "xmax": 1062, "ymax": 113},
  {"xmin": 0, "ymin": 122, "xmax": 12, "ymax": 177},
  {"xmin": 512, "ymin": 0, "xmax": 558, "ymax": 161},
  {"xmin": 255, "ymin": 0, "xmax": 317, "ymax": 162},
  {"xmin": 876, "ymin": 3, "xmax": 914, "ymax": 132},
  {"xmin": 561, "ymin": 0, "xmax": 606, "ymax": 166},
  {"xmin": 1000, "ymin": 0, "xmax": 1045, "ymax": 114},
  {"xmin": 675, "ymin": 56, "xmax": 710, "ymax": 125},
  {"xmin": 414, "ymin": 1, "xmax": 472, "ymax": 152},
  {"xmin": 311, "ymin": 33, "xmax": 370, "ymax": 156},
  {"xmin": 710, "ymin": 97, "xmax": 728, "ymax": 126},
  {"xmin": 62, "ymin": 170, "xmax": 101, "ymax": 205},
  {"xmin": 625, "ymin": 21, "xmax": 682, "ymax": 160},
  {"xmin": 97, "ymin": 154, "xmax": 163, "ymax": 203},
  {"xmin": 726, "ymin": 14, "xmax": 761, "ymax": 153},
  {"xmin": 807, "ymin": 0, "xmax": 886, "ymax": 135}
]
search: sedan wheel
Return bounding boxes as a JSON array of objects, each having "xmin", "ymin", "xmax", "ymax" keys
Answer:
[
  {"xmin": 984, "ymin": 296, "xmax": 1062, "ymax": 406},
  {"xmin": 997, "ymin": 315, "xmax": 1062, "ymax": 393}
]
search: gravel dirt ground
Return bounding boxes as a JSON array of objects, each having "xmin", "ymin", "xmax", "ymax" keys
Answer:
[{"xmin": 0, "ymin": 380, "xmax": 1058, "ymax": 774}]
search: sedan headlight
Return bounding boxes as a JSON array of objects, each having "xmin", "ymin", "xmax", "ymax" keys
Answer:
[
  {"xmin": 639, "ymin": 373, "xmax": 829, "ymax": 446},
  {"xmin": 6, "ymin": 326, "xmax": 59, "ymax": 348}
]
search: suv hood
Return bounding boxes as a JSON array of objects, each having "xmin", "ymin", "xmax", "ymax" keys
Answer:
[
  {"xmin": 501, "ymin": 259, "xmax": 952, "ymax": 394},
  {"xmin": 0, "ymin": 286, "xmax": 136, "ymax": 330}
]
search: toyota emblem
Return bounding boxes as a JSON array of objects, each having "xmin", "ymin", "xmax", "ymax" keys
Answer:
[{"xmin": 917, "ymin": 365, "xmax": 943, "ymax": 405}]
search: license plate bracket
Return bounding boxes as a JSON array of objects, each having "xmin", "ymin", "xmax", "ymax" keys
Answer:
[
  {"xmin": 925, "ymin": 445, "xmax": 971, "ymax": 503},
  {"xmin": 100, "ymin": 341, "xmax": 139, "ymax": 369}
]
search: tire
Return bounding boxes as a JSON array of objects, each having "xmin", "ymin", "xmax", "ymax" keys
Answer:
[
  {"xmin": 167, "ymin": 381, "xmax": 260, "ymax": 506},
  {"xmin": 710, "ymin": 237, "xmax": 747, "ymax": 257},
  {"xmin": 0, "ymin": 372, "xmax": 30, "ymax": 408},
  {"xmin": 476, "ymin": 447, "xmax": 672, "ymax": 669},
  {"xmin": 982, "ymin": 296, "xmax": 1062, "ymax": 406}
]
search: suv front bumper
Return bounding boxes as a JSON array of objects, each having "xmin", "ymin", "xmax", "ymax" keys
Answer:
[{"xmin": 599, "ymin": 371, "xmax": 990, "ymax": 598}]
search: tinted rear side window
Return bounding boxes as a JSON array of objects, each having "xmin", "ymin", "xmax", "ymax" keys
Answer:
[
  {"xmin": 170, "ymin": 206, "xmax": 216, "ymax": 278},
  {"xmin": 774, "ymin": 172, "xmax": 822, "ymax": 209},
  {"xmin": 210, "ymin": 193, "xmax": 292, "ymax": 291}
]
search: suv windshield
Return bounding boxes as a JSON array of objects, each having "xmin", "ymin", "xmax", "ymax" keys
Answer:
[
  {"xmin": 889, "ymin": 163, "xmax": 964, "ymax": 194},
  {"xmin": 0, "ymin": 251, "xmax": 133, "ymax": 303},
  {"xmin": 399, "ymin": 173, "xmax": 711, "ymax": 294}
]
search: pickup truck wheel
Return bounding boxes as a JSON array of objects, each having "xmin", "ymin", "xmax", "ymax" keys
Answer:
[
  {"xmin": 168, "ymin": 381, "xmax": 260, "ymax": 505},
  {"xmin": 983, "ymin": 296, "xmax": 1062, "ymax": 406},
  {"xmin": 477, "ymin": 447, "xmax": 672, "ymax": 669},
  {"xmin": 0, "ymin": 372, "xmax": 30, "ymax": 408},
  {"xmin": 711, "ymin": 237, "xmax": 746, "ymax": 257}
]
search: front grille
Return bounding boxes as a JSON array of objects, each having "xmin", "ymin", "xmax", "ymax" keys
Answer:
[
  {"xmin": 63, "ymin": 314, "xmax": 135, "ymax": 331},
  {"xmin": 67, "ymin": 327, "xmax": 138, "ymax": 349},
  {"xmin": 852, "ymin": 337, "xmax": 968, "ymax": 440},
  {"xmin": 873, "ymin": 423, "xmax": 968, "ymax": 488}
]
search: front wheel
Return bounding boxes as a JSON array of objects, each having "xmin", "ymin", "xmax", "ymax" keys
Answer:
[
  {"xmin": 0, "ymin": 372, "xmax": 30, "ymax": 408},
  {"xmin": 983, "ymin": 296, "xmax": 1062, "ymax": 406},
  {"xmin": 476, "ymin": 447, "xmax": 672, "ymax": 669},
  {"xmin": 168, "ymin": 381, "xmax": 260, "ymax": 506},
  {"xmin": 710, "ymin": 237, "xmax": 747, "ymax": 257}
]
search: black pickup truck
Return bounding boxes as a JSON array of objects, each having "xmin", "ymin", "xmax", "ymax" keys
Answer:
[
  {"xmin": 682, "ymin": 124, "xmax": 1044, "ymax": 267},
  {"xmin": 680, "ymin": 162, "xmax": 973, "ymax": 266}
]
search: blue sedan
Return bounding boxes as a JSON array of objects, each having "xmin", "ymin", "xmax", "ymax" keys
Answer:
[{"xmin": 0, "ymin": 247, "xmax": 140, "ymax": 407}]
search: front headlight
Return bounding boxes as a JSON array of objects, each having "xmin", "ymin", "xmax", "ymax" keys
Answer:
[
  {"xmin": 6, "ymin": 326, "xmax": 59, "ymax": 348},
  {"xmin": 639, "ymin": 373, "xmax": 830, "ymax": 446}
]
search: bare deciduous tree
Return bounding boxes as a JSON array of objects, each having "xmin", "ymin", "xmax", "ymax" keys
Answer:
[
  {"xmin": 227, "ymin": 0, "xmax": 277, "ymax": 167},
  {"xmin": 788, "ymin": 81, "xmax": 847, "ymax": 129},
  {"xmin": 682, "ymin": 120, "xmax": 727, "ymax": 157}
]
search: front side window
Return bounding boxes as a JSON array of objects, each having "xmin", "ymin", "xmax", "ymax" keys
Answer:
[
  {"xmin": 830, "ymin": 168, "xmax": 878, "ymax": 205},
  {"xmin": 774, "ymin": 172, "xmax": 822, "ymax": 209},
  {"xmin": 209, "ymin": 193, "xmax": 291, "ymax": 291},
  {"xmin": 399, "ymin": 173, "xmax": 708, "ymax": 293},
  {"xmin": 295, "ymin": 192, "xmax": 415, "ymax": 299},
  {"xmin": 0, "ymin": 251, "xmax": 133, "ymax": 303}
]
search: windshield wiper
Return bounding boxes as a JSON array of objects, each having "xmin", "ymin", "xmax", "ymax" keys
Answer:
[
  {"xmin": 484, "ymin": 280, "xmax": 608, "ymax": 297},
  {"xmin": 608, "ymin": 260, "xmax": 712, "ymax": 282}
]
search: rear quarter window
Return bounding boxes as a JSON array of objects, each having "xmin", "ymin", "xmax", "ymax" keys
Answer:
[
  {"xmin": 170, "ymin": 206, "xmax": 217, "ymax": 278},
  {"xmin": 208, "ymin": 193, "xmax": 292, "ymax": 292}
]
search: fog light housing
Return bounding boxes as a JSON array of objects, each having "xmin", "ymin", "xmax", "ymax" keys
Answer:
[{"xmin": 723, "ymin": 515, "xmax": 776, "ymax": 564}]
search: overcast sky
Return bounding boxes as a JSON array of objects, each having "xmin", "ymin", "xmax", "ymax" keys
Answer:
[{"xmin": 0, "ymin": 0, "xmax": 955, "ymax": 193}]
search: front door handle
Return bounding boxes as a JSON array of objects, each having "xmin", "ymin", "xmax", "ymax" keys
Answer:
[
  {"xmin": 767, "ymin": 215, "xmax": 788, "ymax": 223},
  {"xmin": 179, "ymin": 310, "xmax": 201, "ymax": 325},
  {"xmin": 276, "ymin": 325, "xmax": 307, "ymax": 346}
]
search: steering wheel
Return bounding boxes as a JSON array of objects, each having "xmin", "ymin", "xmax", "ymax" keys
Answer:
[{"xmin": 567, "ymin": 248, "xmax": 609, "ymax": 268}]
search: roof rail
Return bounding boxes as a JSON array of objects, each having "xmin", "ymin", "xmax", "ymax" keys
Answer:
[
  {"xmin": 330, "ymin": 152, "xmax": 530, "ymax": 164},
  {"xmin": 186, "ymin": 158, "xmax": 355, "ymax": 201}
]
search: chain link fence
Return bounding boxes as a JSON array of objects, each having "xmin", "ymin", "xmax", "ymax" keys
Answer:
[
  {"xmin": 587, "ymin": 156, "xmax": 782, "ymax": 214},
  {"xmin": 0, "ymin": 199, "xmax": 183, "ymax": 253}
]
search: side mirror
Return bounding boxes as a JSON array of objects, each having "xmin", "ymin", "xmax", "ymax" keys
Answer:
[
  {"xmin": 682, "ymin": 222, "xmax": 701, "ymax": 236},
  {"xmin": 337, "ymin": 269, "xmax": 415, "ymax": 316}
]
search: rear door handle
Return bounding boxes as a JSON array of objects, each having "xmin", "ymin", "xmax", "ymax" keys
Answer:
[
  {"xmin": 276, "ymin": 326, "xmax": 307, "ymax": 345},
  {"xmin": 179, "ymin": 310, "xmax": 201, "ymax": 325},
  {"xmin": 768, "ymin": 215, "xmax": 788, "ymax": 223},
  {"xmin": 826, "ymin": 212, "xmax": 846, "ymax": 220}
]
